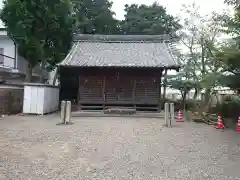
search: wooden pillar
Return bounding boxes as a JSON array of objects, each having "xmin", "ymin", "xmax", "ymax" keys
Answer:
[
  {"xmin": 103, "ymin": 76, "xmax": 106, "ymax": 110},
  {"xmin": 161, "ymin": 69, "xmax": 168, "ymax": 110},
  {"xmin": 132, "ymin": 79, "xmax": 136, "ymax": 109},
  {"xmin": 157, "ymin": 70, "xmax": 163, "ymax": 112},
  {"xmin": 78, "ymin": 76, "xmax": 82, "ymax": 111},
  {"xmin": 116, "ymin": 71, "xmax": 120, "ymax": 101}
]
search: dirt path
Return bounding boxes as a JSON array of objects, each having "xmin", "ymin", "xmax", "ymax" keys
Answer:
[{"xmin": 0, "ymin": 115, "xmax": 240, "ymax": 180}]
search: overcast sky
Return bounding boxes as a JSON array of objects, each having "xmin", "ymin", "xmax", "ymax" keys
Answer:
[
  {"xmin": 0, "ymin": 0, "xmax": 227, "ymax": 27},
  {"xmin": 112, "ymin": 0, "xmax": 227, "ymax": 19}
]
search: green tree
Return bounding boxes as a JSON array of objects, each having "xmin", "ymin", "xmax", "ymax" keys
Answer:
[
  {"xmin": 177, "ymin": 3, "xmax": 225, "ymax": 111},
  {"xmin": 121, "ymin": 2, "xmax": 181, "ymax": 35},
  {"xmin": 224, "ymin": 0, "xmax": 239, "ymax": 6},
  {"xmin": 215, "ymin": 1, "xmax": 240, "ymax": 93},
  {"xmin": 167, "ymin": 73, "xmax": 196, "ymax": 111},
  {"xmin": 73, "ymin": 0, "xmax": 120, "ymax": 34},
  {"xmin": 0, "ymin": 0, "xmax": 74, "ymax": 82},
  {"xmin": 216, "ymin": 44, "xmax": 240, "ymax": 93}
]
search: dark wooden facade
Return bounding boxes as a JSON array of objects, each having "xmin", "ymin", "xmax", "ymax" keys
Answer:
[{"xmin": 60, "ymin": 67, "xmax": 163, "ymax": 111}]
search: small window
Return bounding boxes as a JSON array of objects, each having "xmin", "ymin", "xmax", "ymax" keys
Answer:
[{"xmin": 0, "ymin": 48, "xmax": 4, "ymax": 65}]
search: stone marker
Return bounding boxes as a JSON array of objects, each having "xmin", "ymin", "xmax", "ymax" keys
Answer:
[
  {"xmin": 164, "ymin": 103, "xmax": 169, "ymax": 127},
  {"xmin": 65, "ymin": 101, "xmax": 71, "ymax": 124},
  {"xmin": 170, "ymin": 103, "xmax": 175, "ymax": 128},
  {"xmin": 60, "ymin": 101, "xmax": 66, "ymax": 124}
]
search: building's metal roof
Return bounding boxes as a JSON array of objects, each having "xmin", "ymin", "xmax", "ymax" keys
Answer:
[{"xmin": 60, "ymin": 34, "xmax": 180, "ymax": 68}]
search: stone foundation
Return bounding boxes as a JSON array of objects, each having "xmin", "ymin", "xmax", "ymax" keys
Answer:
[{"xmin": 0, "ymin": 84, "xmax": 24, "ymax": 115}]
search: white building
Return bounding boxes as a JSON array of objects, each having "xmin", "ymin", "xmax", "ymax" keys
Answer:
[{"xmin": 0, "ymin": 28, "xmax": 47, "ymax": 83}]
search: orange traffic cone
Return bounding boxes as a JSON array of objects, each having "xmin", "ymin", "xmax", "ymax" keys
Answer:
[
  {"xmin": 236, "ymin": 117, "xmax": 240, "ymax": 132},
  {"xmin": 215, "ymin": 115, "xmax": 224, "ymax": 129},
  {"xmin": 177, "ymin": 110, "xmax": 183, "ymax": 122}
]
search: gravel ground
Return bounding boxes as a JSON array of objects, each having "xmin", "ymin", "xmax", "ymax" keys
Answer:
[{"xmin": 0, "ymin": 114, "xmax": 240, "ymax": 180}]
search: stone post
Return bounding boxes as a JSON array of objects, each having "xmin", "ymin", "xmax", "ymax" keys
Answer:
[
  {"xmin": 65, "ymin": 101, "xmax": 71, "ymax": 124},
  {"xmin": 164, "ymin": 103, "xmax": 169, "ymax": 127},
  {"xmin": 60, "ymin": 101, "xmax": 66, "ymax": 124},
  {"xmin": 170, "ymin": 103, "xmax": 175, "ymax": 127}
]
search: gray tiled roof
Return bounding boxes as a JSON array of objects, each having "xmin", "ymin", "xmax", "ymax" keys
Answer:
[{"xmin": 60, "ymin": 34, "xmax": 179, "ymax": 68}]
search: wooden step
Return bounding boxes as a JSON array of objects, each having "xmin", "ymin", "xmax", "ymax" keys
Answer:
[{"xmin": 104, "ymin": 108, "xmax": 136, "ymax": 115}]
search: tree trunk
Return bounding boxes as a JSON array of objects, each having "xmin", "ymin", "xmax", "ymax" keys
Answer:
[
  {"xmin": 181, "ymin": 91, "xmax": 187, "ymax": 112},
  {"xmin": 39, "ymin": 60, "xmax": 46, "ymax": 83},
  {"xmin": 200, "ymin": 38, "xmax": 206, "ymax": 75},
  {"xmin": 193, "ymin": 88, "xmax": 198, "ymax": 100},
  {"xmin": 192, "ymin": 88, "xmax": 201, "ymax": 112},
  {"xmin": 199, "ymin": 88, "xmax": 211, "ymax": 113},
  {"xmin": 52, "ymin": 68, "xmax": 59, "ymax": 86},
  {"xmin": 214, "ymin": 93, "xmax": 221, "ymax": 105},
  {"xmin": 204, "ymin": 88, "xmax": 211, "ymax": 106},
  {"xmin": 25, "ymin": 62, "xmax": 33, "ymax": 82},
  {"xmin": 162, "ymin": 70, "xmax": 168, "ymax": 103},
  {"xmin": 39, "ymin": 73, "xmax": 44, "ymax": 83}
]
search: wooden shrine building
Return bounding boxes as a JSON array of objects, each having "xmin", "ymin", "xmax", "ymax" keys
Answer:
[{"xmin": 59, "ymin": 34, "xmax": 180, "ymax": 111}]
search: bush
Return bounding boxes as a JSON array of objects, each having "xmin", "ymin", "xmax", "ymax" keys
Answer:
[
  {"xmin": 185, "ymin": 100, "xmax": 200, "ymax": 111},
  {"xmin": 165, "ymin": 99, "xmax": 199, "ymax": 111},
  {"xmin": 210, "ymin": 95, "xmax": 240, "ymax": 120}
]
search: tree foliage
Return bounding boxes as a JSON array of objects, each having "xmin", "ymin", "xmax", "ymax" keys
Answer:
[
  {"xmin": 216, "ymin": 1, "xmax": 240, "ymax": 93},
  {"xmin": 73, "ymin": 0, "xmax": 120, "ymax": 34},
  {"xmin": 120, "ymin": 2, "xmax": 181, "ymax": 35},
  {"xmin": 216, "ymin": 41, "xmax": 240, "ymax": 93},
  {"xmin": 224, "ymin": 0, "xmax": 239, "ymax": 6},
  {"xmin": 179, "ymin": 4, "xmax": 224, "ymax": 93},
  {"xmin": 165, "ymin": 3, "xmax": 228, "ymax": 112},
  {"xmin": 0, "ymin": 0, "xmax": 74, "ymax": 82},
  {"xmin": 73, "ymin": 1, "xmax": 181, "ymax": 35},
  {"xmin": 167, "ymin": 73, "xmax": 196, "ymax": 98}
]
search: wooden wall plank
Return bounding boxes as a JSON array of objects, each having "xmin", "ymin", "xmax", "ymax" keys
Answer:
[{"xmin": 76, "ymin": 67, "xmax": 161, "ymax": 105}]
